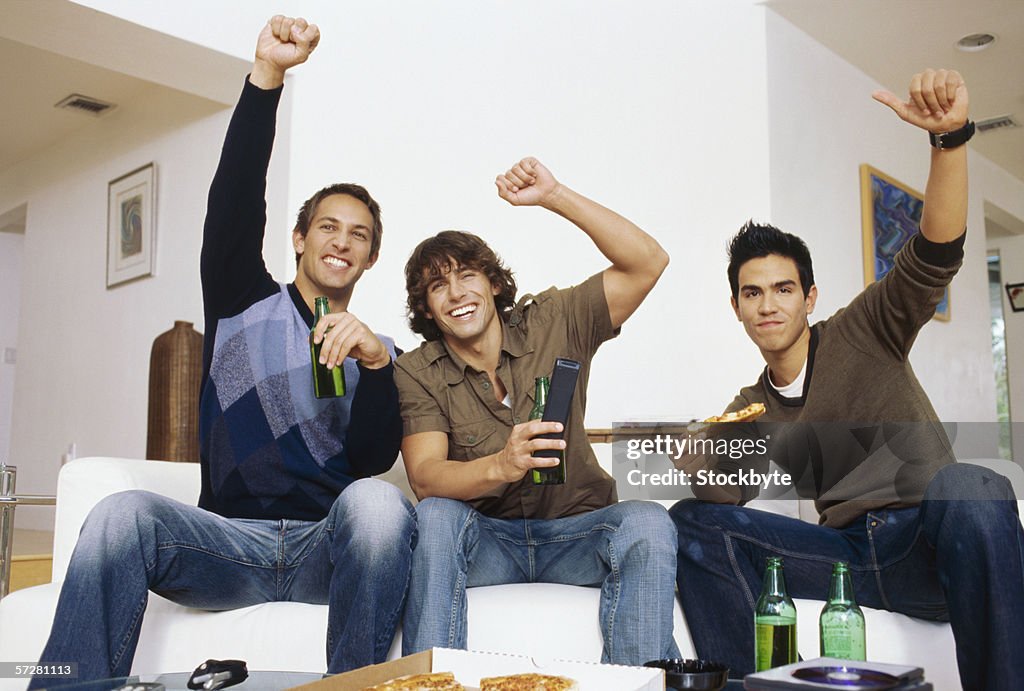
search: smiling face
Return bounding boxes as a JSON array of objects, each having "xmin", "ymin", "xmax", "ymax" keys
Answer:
[
  {"xmin": 424, "ymin": 262, "xmax": 502, "ymax": 348},
  {"xmin": 731, "ymin": 253, "xmax": 818, "ymax": 359},
  {"xmin": 293, "ymin": 193, "xmax": 378, "ymax": 306}
]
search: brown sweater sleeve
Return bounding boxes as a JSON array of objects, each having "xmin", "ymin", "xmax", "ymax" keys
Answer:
[{"xmin": 835, "ymin": 230, "xmax": 963, "ymax": 362}]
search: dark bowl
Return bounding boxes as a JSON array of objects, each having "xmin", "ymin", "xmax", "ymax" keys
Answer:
[{"xmin": 643, "ymin": 658, "xmax": 730, "ymax": 691}]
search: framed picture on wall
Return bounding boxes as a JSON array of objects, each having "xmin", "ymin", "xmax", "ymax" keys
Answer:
[
  {"xmin": 107, "ymin": 163, "xmax": 156, "ymax": 288},
  {"xmin": 859, "ymin": 163, "xmax": 949, "ymax": 321},
  {"xmin": 1008, "ymin": 282, "xmax": 1024, "ymax": 313}
]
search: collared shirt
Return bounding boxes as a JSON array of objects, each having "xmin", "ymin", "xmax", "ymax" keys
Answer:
[{"xmin": 395, "ymin": 272, "xmax": 619, "ymax": 519}]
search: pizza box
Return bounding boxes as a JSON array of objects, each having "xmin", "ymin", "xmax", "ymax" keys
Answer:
[{"xmin": 287, "ymin": 647, "xmax": 664, "ymax": 690}]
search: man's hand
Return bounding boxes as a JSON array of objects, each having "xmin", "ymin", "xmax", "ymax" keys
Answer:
[
  {"xmin": 872, "ymin": 68, "xmax": 969, "ymax": 134},
  {"xmin": 312, "ymin": 311, "xmax": 391, "ymax": 370},
  {"xmin": 250, "ymin": 15, "xmax": 321, "ymax": 90},
  {"xmin": 492, "ymin": 420, "xmax": 565, "ymax": 483},
  {"xmin": 495, "ymin": 157, "xmax": 562, "ymax": 208}
]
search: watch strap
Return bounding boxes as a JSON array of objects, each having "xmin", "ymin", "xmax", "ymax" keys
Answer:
[{"xmin": 929, "ymin": 120, "xmax": 975, "ymax": 150}]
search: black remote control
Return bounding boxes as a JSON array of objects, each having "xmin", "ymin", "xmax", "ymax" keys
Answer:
[{"xmin": 535, "ymin": 357, "xmax": 581, "ymax": 458}]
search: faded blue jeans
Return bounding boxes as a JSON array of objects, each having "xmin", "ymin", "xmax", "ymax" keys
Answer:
[
  {"xmin": 402, "ymin": 498, "xmax": 680, "ymax": 666},
  {"xmin": 670, "ymin": 463, "xmax": 1024, "ymax": 690},
  {"xmin": 31, "ymin": 478, "xmax": 416, "ymax": 687}
]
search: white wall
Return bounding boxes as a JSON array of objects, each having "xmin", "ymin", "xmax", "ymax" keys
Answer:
[
  {"xmin": 0, "ymin": 231, "xmax": 24, "ymax": 466},
  {"xmin": 286, "ymin": 0, "xmax": 774, "ymax": 424},
  {"xmin": 5, "ymin": 1, "xmax": 773, "ymax": 530},
  {"xmin": 764, "ymin": 11, "xmax": 999, "ymax": 423},
  {"xmin": 1, "ymin": 80, "xmax": 296, "ymax": 529},
  {"xmin": 73, "ymin": 0, "xmax": 775, "ymax": 426}
]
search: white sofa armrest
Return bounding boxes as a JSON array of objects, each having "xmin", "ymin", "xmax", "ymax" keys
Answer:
[{"xmin": 52, "ymin": 458, "xmax": 200, "ymax": 580}]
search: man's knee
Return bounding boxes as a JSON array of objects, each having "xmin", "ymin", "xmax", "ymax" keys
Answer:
[
  {"xmin": 669, "ymin": 498, "xmax": 749, "ymax": 533},
  {"xmin": 613, "ymin": 501, "xmax": 676, "ymax": 547},
  {"xmin": 926, "ymin": 462, "xmax": 1018, "ymax": 501},
  {"xmin": 414, "ymin": 497, "xmax": 474, "ymax": 530},
  {"xmin": 74, "ymin": 490, "xmax": 167, "ymax": 564},
  {"xmin": 330, "ymin": 479, "xmax": 415, "ymax": 551},
  {"xmin": 409, "ymin": 497, "xmax": 476, "ymax": 562},
  {"xmin": 598, "ymin": 501, "xmax": 678, "ymax": 576}
]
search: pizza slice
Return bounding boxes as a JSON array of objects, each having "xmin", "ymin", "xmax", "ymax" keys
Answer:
[
  {"xmin": 703, "ymin": 401, "xmax": 766, "ymax": 423},
  {"xmin": 361, "ymin": 671, "xmax": 464, "ymax": 690},
  {"xmin": 479, "ymin": 673, "xmax": 578, "ymax": 690}
]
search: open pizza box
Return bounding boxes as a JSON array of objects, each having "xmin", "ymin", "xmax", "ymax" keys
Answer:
[{"xmin": 287, "ymin": 647, "xmax": 664, "ymax": 690}]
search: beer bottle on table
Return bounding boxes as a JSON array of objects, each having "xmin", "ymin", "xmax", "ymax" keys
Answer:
[
  {"xmin": 310, "ymin": 296, "xmax": 346, "ymax": 398},
  {"xmin": 819, "ymin": 561, "xmax": 866, "ymax": 660},
  {"xmin": 755, "ymin": 556, "xmax": 798, "ymax": 671},
  {"xmin": 529, "ymin": 376, "xmax": 566, "ymax": 485}
]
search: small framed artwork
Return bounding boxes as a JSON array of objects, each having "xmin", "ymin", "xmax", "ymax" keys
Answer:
[
  {"xmin": 107, "ymin": 163, "xmax": 156, "ymax": 288},
  {"xmin": 859, "ymin": 163, "xmax": 949, "ymax": 321},
  {"xmin": 1007, "ymin": 282, "xmax": 1024, "ymax": 313}
]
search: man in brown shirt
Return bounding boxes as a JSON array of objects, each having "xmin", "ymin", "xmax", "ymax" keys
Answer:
[
  {"xmin": 671, "ymin": 70, "xmax": 1024, "ymax": 687},
  {"xmin": 394, "ymin": 157, "xmax": 679, "ymax": 665}
]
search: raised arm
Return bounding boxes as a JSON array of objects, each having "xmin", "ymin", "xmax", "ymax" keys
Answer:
[
  {"xmin": 250, "ymin": 15, "xmax": 321, "ymax": 89},
  {"xmin": 872, "ymin": 68, "xmax": 969, "ymax": 244},
  {"xmin": 495, "ymin": 158, "xmax": 669, "ymax": 329},
  {"xmin": 200, "ymin": 16, "xmax": 321, "ymax": 320}
]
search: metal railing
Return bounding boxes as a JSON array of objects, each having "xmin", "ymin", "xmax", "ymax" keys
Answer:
[{"xmin": 0, "ymin": 464, "xmax": 56, "ymax": 599}]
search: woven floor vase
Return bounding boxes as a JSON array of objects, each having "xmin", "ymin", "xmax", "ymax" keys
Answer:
[{"xmin": 147, "ymin": 320, "xmax": 203, "ymax": 462}]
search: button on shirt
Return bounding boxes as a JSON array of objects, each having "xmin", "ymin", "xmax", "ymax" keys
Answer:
[{"xmin": 395, "ymin": 272, "xmax": 619, "ymax": 520}]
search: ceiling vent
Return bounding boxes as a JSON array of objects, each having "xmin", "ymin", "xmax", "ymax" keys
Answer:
[
  {"xmin": 54, "ymin": 93, "xmax": 116, "ymax": 116},
  {"xmin": 976, "ymin": 115, "xmax": 1020, "ymax": 134}
]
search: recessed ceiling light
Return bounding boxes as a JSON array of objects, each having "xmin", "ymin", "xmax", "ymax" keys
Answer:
[{"xmin": 956, "ymin": 33, "xmax": 997, "ymax": 52}]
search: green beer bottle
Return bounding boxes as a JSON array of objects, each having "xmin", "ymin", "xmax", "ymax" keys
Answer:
[
  {"xmin": 755, "ymin": 556, "xmax": 798, "ymax": 671},
  {"xmin": 819, "ymin": 561, "xmax": 866, "ymax": 660},
  {"xmin": 529, "ymin": 376, "xmax": 566, "ymax": 485},
  {"xmin": 310, "ymin": 296, "xmax": 346, "ymax": 398}
]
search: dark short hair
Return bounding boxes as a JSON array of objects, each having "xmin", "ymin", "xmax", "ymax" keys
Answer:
[
  {"xmin": 404, "ymin": 231, "xmax": 517, "ymax": 341},
  {"xmin": 727, "ymin": 220, "xmax": 814, "ymax": 299},
  {"xmin": 293, "ymin": 184, "xmax": 383, "ymax": 265}
]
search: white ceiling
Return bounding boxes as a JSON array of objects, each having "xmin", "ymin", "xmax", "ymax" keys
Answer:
[
  {"xmin": 2, "ymin": 1, "xmax": 1022, "ymax": 232},
  {"xmin": 0, "ymin": 0, "xmax": 249, "ymax": 190},
  {"xmin": 0, "ymin": 38, "xmax": 156, "ymax": 173},
  {"xmin": 764, "ymin": 0, "xmax": 1024, "ymax": 189}
]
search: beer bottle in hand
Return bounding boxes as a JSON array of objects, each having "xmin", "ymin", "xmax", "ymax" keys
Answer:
[
  {"xmin": 819, "ymin": 561, "xmax": 866, "ymax": 660},
  {"xmin": 529, "ymin": 376, "xmax": 566, "ymax": 485},
  {"xmin": 310, "ymin": 296, "xmax": 346, "ymax": 398},
  {"xmin": 755, "ymin": 556, "xmax": 797, "ymax": 671}
]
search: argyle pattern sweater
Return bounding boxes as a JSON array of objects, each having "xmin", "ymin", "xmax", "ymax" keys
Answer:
[{"xmin": 197, "ymin": 78, "xmax": 401, "ymax": 521}]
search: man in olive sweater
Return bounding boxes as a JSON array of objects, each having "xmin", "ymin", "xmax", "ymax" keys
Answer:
[{"xmin": 671, "ymin": 70, "xmax": 1024, "ymax": 688}]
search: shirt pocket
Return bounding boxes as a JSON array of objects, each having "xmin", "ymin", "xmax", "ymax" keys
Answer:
[{"xmin": 450, "ymin": 419, "xmax": 500, "ymax": 461}]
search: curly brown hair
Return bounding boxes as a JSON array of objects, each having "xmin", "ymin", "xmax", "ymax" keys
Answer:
[{"xmin": 405, "ymin": 231, "xmax": 517, "ymax": 341}]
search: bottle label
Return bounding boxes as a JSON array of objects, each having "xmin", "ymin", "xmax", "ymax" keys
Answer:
[{"xmin": 821, "ymin": 621, "xmax": 866, "ymax": 660}]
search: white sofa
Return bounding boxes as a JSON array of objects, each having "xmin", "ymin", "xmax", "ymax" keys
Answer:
[{"xmin": 4, "ymin": 455, "xmax": 1016, "ymax": 690}]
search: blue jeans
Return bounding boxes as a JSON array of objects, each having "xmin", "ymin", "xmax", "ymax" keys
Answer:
[
  {"xmin": 402, "ymin": 498, "xmax": 680, "ymax": 666},
  {"xmin": 670, "ymin": 464, "xmax": 1024, "ymax": 690},
  {"xmin": 31, "ymin": 478, "xmax": 416, "ymax": 686}
]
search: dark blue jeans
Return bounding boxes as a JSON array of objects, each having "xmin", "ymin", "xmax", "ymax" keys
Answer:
[
  {"xmin": 670, "ymin": 464, "xmax": 1024, "ymax": 690},
  {"xmin": 31, "ymin": 479, "xmax": 416, "ymax": 686}
]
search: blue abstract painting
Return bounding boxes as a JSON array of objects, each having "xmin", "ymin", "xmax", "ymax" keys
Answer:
[{"xmin": 863, "ymin": 166, "xmax": 949, "ymax": 320}]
